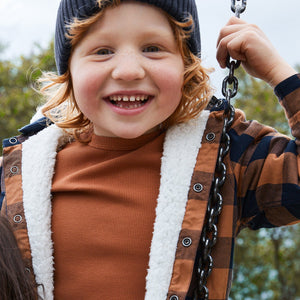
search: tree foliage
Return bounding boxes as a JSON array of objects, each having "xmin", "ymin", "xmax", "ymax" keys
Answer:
[
  {"xmin": 0, "ymin": 39, "xmax": 300, "ymax": 299},
  {"xmin": 0, "ymin": 40, "xmax": 56, "ymax": 143},
  {"xmin": 229, "ymin": 67, "xmax": 300, "ymax": 300}
]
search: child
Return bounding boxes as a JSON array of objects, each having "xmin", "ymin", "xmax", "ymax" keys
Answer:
[
  {"xmin": 0, "ymin": 0, "xmax": 299, "ymax": 299},
  {"xmin": 0, "ymin": 215, "xmax": 38, "ymax": 300}
]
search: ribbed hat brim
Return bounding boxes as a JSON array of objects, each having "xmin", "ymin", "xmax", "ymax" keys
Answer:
[{"xmin": 55, "ymin": 0, "xmax": 201, "ymax": 75}]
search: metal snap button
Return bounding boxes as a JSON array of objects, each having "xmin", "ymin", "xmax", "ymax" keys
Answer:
[
  {"xmin": 206, "ymin": 132, "xmax": 216, "ymax": 142},
  {"xmin": 170, "ymin": 295, "xmax": 179, "ymax": 300},
  {"xmin": 193, "ymin": 183, "xmax": 203, "ymax": 193},
  {"xmin": 9, "ymin": 137, "xmax": 18, "ymax": 144},
  {"xmin": 13, "ymin": 214, "xmax": 23, "ymax": 223},
  {"xmin": 215, "ymin": 99, "xmax": 223, "ymax": 108},
  {"xmin": 10, "ymin": 166, "xmax": 19, "ymax": 174},
  {"xmin": 182, "ymin": 237, "xmax": 192, "ymax": 247}
]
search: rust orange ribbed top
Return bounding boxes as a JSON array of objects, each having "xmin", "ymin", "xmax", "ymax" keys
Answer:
[{"xmin": 51, "ymin": 130, "xmax": 165, "ymax": 299}]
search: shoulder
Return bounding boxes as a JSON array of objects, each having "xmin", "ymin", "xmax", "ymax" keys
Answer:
[
  {"xmin": 2, "ymin": 117, "xmax": 53, "ymax": 149},
  {"xmin": 205, "ymin": 96, "xmax": 246, "ymax": 126}
]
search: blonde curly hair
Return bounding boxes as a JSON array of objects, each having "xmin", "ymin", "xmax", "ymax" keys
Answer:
[{"xmin": 39, "ymin": 0, "xmax": 213, "ymax": 139}]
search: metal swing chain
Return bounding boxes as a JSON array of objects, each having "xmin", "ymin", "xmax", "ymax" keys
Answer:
[{"xmin": 194, "ymin": 1, "xmax": 247, "ymax": 299}]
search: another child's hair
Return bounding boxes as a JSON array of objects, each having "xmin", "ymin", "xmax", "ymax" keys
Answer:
[
  {"xmin": 39, "ymin": 0, "xmax": 212, "ymax": 139},
  {"xmin": 0, "ymin": 215, "xmax": 38, "ymax": 300}
]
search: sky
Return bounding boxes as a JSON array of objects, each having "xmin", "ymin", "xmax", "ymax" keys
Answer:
[{"xmin": 0, "ymin": 0, "xmax": 300, "ymax": 96}]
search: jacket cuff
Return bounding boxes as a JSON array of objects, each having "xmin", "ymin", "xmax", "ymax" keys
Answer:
[{"xmin": 274, "ymin": 74, "xmax": 300, "ymax": 100}]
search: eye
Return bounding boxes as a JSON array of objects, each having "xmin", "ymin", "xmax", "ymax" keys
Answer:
[
  {"xmin": 96, "ymin": 48, "xmax": 114, "ymax": 55},
  {"xmin": 143, "ymin": 45, "xmax": 161, "ymax": 53}
]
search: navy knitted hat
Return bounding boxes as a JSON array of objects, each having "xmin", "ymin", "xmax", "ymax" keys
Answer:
[{"xmin": 55, "ymin": 0, "xmax": 201, "ymax": 75}]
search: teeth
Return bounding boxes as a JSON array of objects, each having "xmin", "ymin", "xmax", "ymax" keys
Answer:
[
  {"xmin": 109, "ymin": 95, "xmax": 149, "ymax": 102},
  {"xmin": 114, "ymin": 102, "xmax": 144, "ymax": 109}
]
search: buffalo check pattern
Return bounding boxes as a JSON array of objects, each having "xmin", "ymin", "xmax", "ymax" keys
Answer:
[{"xmin": 1, "ymin": 74, "xmax": 300, "ymax": 299}]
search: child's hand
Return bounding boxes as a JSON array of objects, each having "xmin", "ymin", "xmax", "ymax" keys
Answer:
[{"xmin": 216, "ymin": 17, "xmax": 297, "ymax": 87}]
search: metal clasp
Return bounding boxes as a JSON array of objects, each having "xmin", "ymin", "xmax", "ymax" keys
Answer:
[{"xmin": 231, "ymin": 0, "xmax": 247, "ymax": 18}]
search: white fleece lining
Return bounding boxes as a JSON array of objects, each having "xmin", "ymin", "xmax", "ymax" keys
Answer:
[
  {"xmin": 145, "ymin": 110, "xmax": 210, "ymax": 300},
  {"xmin": 20, "ymin": 111, "xmax": 209, "ymax": 300},
  {"xmin": 22, "ymin": 125, "xmax": 65, "ymax": 300}
]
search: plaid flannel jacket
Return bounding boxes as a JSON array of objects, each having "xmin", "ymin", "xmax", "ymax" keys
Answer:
[{"xmin": 1, "ymin": 74, "xmax": 300, "ymax": 300}]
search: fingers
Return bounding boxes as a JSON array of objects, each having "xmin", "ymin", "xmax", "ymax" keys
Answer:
[
  {"xmin": 215, "ymin": 17, "xmax": 297, "ymax": 86},
  {"xmin": 225, "ymin": 16, "xmax": 247, "ymax": 26},
  {"xmin": 216, "ymin": 17, "xmax": 266, "ymax": 69},
  {"xmin": 216, "ymin": 16, "xmax": 248, "ymax": 45},
  {"xmin": 216, "ymin": 31, "xmax": 247, "ymax": 68}
]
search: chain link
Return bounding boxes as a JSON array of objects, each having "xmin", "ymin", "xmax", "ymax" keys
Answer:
[
  {"xmin": 194, "ymin": 1, "xmax": 246, "ymax": 299},
  {"xmin": 231, "ymin": 0, "xmax": 247, "ymax": 17}
]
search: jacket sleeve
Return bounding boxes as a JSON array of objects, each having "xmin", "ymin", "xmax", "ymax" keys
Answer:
[
  {"xmin": 230, "ymin": 74, "xmax": 300, "ymax": 230},
  {"xmin": 0, "ymin": 118, "xmax": 51, "ymax": 214},
  {"xmin": 0, "ymin": 156, "xmax": 4, "ymax": 212}
]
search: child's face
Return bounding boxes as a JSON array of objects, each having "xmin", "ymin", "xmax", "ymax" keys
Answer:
[{"xmin": 70, "ymin": 2, "xmax": 185, "ymax": 138}]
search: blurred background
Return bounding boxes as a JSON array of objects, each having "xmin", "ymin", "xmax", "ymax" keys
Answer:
[
  {"xmin": 0, "ymin": 1, "xmax": 299, "ymax": 299},
  {"xmin": 1, "ymin": 0, "xmax": 300, "ymax": 94}
]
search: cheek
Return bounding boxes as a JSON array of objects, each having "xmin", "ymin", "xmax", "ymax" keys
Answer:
[
  {"xmin": 72, "ymin": 82, "xmax": 93, "ymax": 114},
  {"xmin": 163, "ymin": 74, "xmax": 183, "ymax": 92},
  {"xmin": 158, "ymin": 69, "xmax": 184, "ymax": 106},
  {"xmin": 152, "ymin": 60, "xmax": 184, "ymax": 95},
  {"xmin": 158, "ymin": 63, "xmax": 185, "ymax": 116},
  {"xmin": 72, "ymin": 70, "xmax": 103, "ymax": 112}
]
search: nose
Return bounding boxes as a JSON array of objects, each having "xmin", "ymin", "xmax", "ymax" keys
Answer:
[{"xmin": 112, "ymin": 51, "xmax": 145, "ymax": 81}]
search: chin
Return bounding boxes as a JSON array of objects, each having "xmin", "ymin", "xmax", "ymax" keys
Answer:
[
  {"xmin": 114, "ymin": 126, "xmax": 159, "ymax": 139},
  {"xmin": 114, "ymin": 131, "xmax": 147, "ymax": 139}
]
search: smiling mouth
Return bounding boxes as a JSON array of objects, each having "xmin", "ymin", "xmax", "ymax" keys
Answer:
[{"xmin": 108, "ymin": 95, "xmax": 150, "ymax": 109}]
